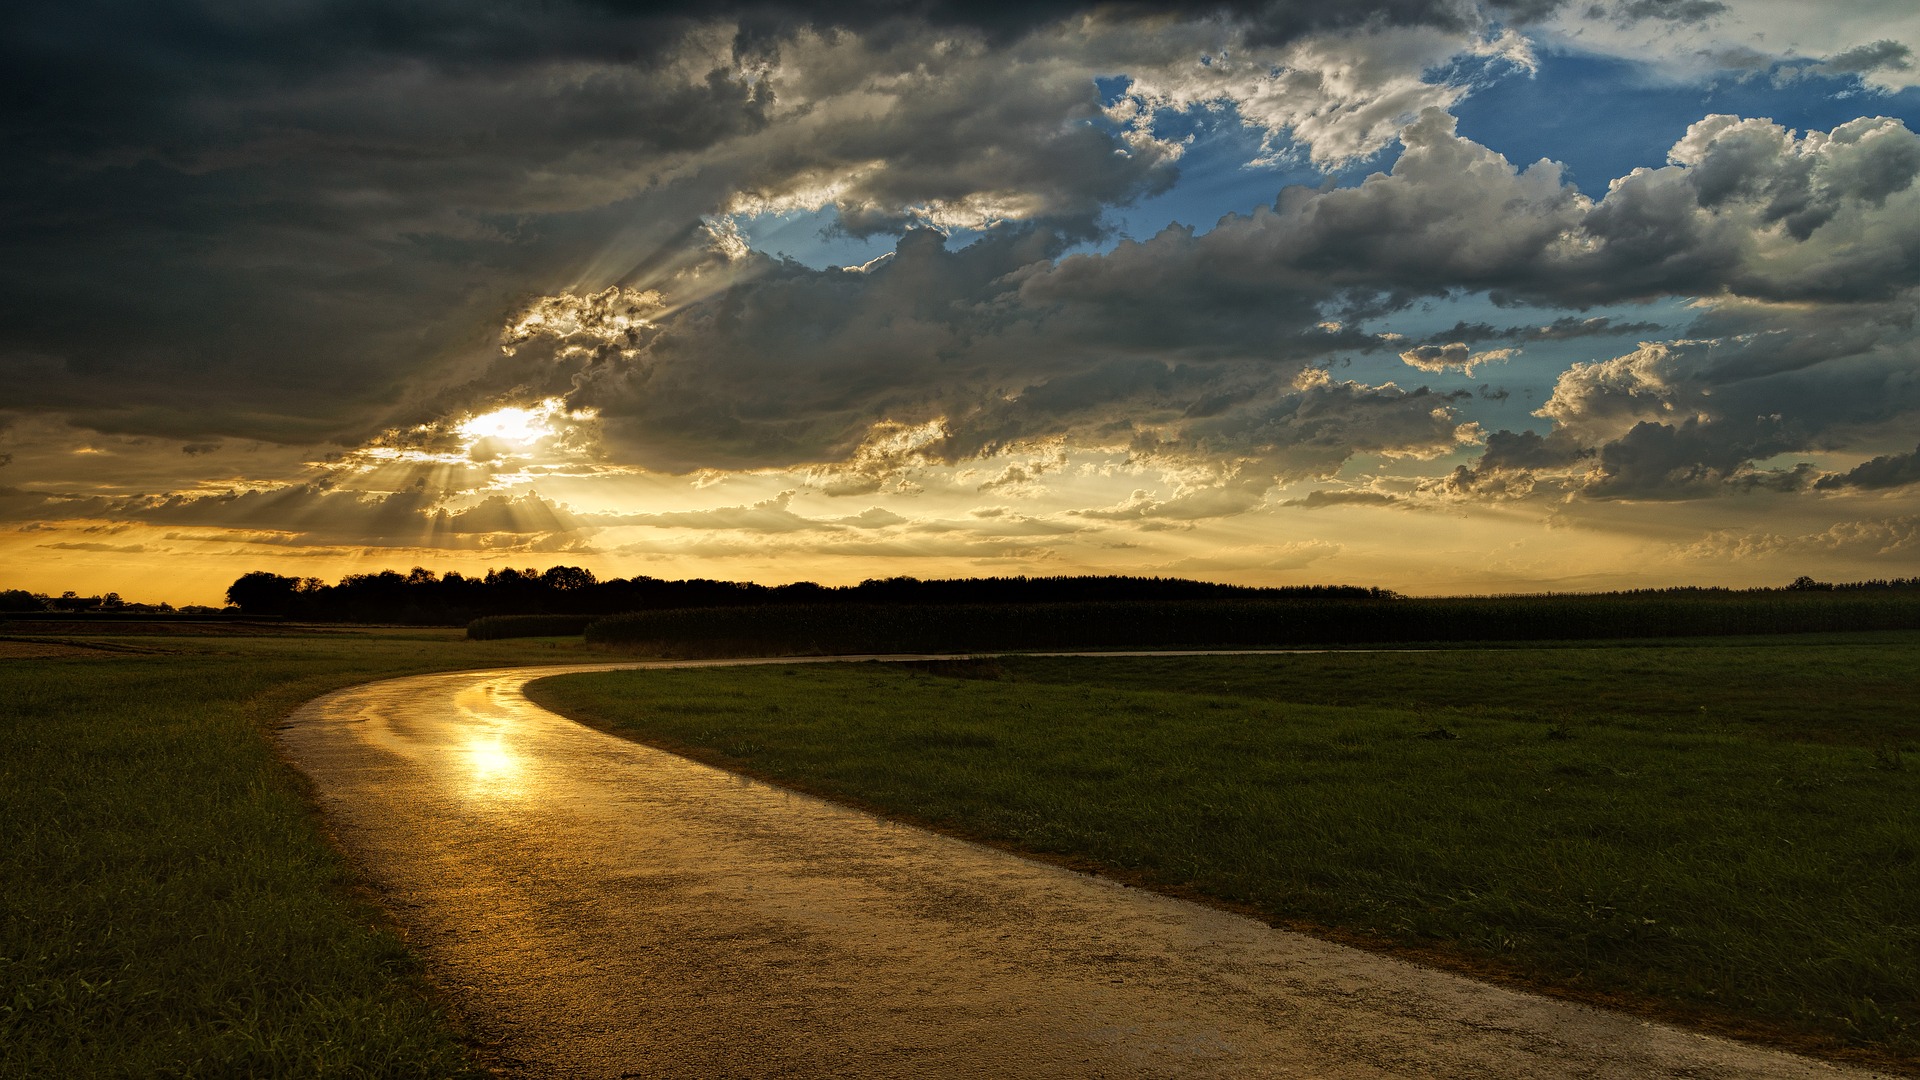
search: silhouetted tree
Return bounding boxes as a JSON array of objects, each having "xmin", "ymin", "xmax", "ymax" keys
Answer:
[
  {"xmin": 0, "ymin": 589, "xmax": 48, "ymax": 612},
  {"xmin": 542, "ymin": 565, "xmax": 596, "ymax": 591},
  {"xmin": 226, "ymin": 572, "xmax": 300, "ymax": 615}
]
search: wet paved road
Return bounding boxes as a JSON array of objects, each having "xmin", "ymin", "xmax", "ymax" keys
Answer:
[{"xmin": 279, "ymin": 659, "xmax": 1891, "ymax": 1079}]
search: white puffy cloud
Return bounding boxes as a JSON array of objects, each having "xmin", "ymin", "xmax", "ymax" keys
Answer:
[
  {"xmin": 1398, "ymin": 342, "xmax": 1517, "ymax": 374},
  {"xmin": 1534, "ymin": 341, "xmax": 1701, "ymax": 445},
  {"xmin": 1453, "ymin": 282, "xmax": 1920, "ymax": 500},
  {"xmin": 1115, "ymin": 21, "xmax": 1535, "ymax": 167}
]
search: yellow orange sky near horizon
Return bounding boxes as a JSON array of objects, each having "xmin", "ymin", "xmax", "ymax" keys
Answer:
[{"xmin": 7, "ymin": 420, "xmax": 1912, "ymax": 608}]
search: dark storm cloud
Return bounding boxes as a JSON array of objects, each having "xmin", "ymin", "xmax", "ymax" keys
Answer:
[
  {"xmin": 1582, "ymin": 414, "xmax": 1803, "ymax": 499},
  {"xmin": 1423, "ymin": 316, "xmax": 1666, "ymax": 343},
  {"xmin": 1605, "ymin": 0, "xmax": 1725, "ymax": 24},
  {"xmin": 628, "ymin": 1, "xmax": 1558, "ymax": 47},
  {"xmin": 1521, "ymin": 317, "xmax": 1665, "ymax": 340},
  {"xmin": 0, "ymin": 0, "xmax": 1537, "ymax": 147},
  {"xmin": 1815, "ymin": 444, "xmax": 1920, "ymax": 491},
  {"xmin": 1802, "ymin": 40, "xmax": 1915, "ymax": 79},
  {"xmin": 8, "ymin": 0, "xmax": 1916, "ymax": 514},
  {"xmin": 1218, "ymin": 0, "xmax": 1528, "ymax": 45},
  {"xmin": 708, "ymin": 28, "xmax": 1184, "ymax": 241},
  {"xmin": 1439, "ymin": 426, "xmax": 1588, "ymax": 496},
  {"xmin": 556, "ymin": 227, "xmax": 1088, "ymax": 471},
  {"xmin": 465, "ymin": 107, "xmax": 1920, "ymax": 496},
  {"xmin": 1472, "ymin": 428, "xmax": 1591, "ymax": 472},
  {"xmin": 494, "ymin": 224, "xmax": 1485, "ymax": 481},
  {"xmin": 1, "ymin": 5, "xmax": 774, "ymax": 442},
  {"xmin": 1, "ymin": 0, "xmax": 1532, "ymax": 451},
  {"xmin": 1169, "ymin": 375, "xmax": 1477, "ymax": 473},
  {"xmin": 3, "ymin": 0, "xmax": 1228, "ymax": 447},
  {"xmin": 1007, "ymin": 110, "xmax": 1588, "ymax": 309}
]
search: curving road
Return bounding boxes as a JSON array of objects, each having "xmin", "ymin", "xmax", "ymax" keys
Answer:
[{"xmin": 279, "ymin": 659, "xmax": 1892, "ymax": 1079}]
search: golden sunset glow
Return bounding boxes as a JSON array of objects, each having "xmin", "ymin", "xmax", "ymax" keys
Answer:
[
  {"xmin": 3, "ymin": 5, "xmax": 1918, "ymax": 608},
  {"xmin": 458, "ymin": 406, "xmax": 552, "ymax": 447}
]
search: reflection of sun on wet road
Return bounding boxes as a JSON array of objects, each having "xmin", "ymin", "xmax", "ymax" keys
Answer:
[
  {"xmin": 280, "ymin": 661, "xmax": 1889, "ymax": 1079},
  {"xmin": 452, "ymin": 685, "xmax": 531, "ymax": 800},
  {"xmin": 462, "ymin": 735, "xmax": 523, "ymax": 796}
]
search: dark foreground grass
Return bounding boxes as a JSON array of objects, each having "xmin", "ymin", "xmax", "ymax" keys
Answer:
[
  {"xmin": 0, "ymin": 630, "xmax": 602, "ymax": 1078},
  {"xmin": 529, "ymin": 634, "xmax": 1920, "ymax": 1068}
]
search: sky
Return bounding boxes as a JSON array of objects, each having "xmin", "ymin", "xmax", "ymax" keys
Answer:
[{"xmin": 4, "ymin": 0, "xmax": 1920, "ymax": 604}]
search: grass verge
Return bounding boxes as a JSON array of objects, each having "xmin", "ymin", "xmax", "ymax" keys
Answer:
[
  {"xmin": 527, "ymin": 635, "xmax": 1920, "ymax": 1071},
  {"xmin": 0, "ymin": 630, "xmax": 604, "ymax": 1078}
]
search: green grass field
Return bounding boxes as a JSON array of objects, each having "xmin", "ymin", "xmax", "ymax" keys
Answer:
[
  {"xmin": 528, "ymin": 635, "xmax": 1920, "ymax": 1067},
  {"xmin": 7, "ymin": 628, "xmax": 1916, "ymax": 1073},
  {"xmin": 0, "ymin": 630, "xmax": 601, "ymax": 1078}
]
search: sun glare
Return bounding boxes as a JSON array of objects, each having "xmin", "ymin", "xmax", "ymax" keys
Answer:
[
  {"xmin": 467, "ymin": 736, "xmax": 519, "ymax": 780},
  {"xmin": 458, "ymin": 404, "xmax": 553, "ymax": 447},
  {"xmin": 449, "ymin": 397, "xmax": 602, "ymax": 465},
  {"xmin": 462, "ymin": 734, "xmax": 529, "ymax": 803}
]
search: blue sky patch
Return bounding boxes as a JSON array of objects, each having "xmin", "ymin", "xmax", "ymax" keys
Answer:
[{"xmin": 1454, "ymin": 50, "xmax": 1920, "ymax": 195}]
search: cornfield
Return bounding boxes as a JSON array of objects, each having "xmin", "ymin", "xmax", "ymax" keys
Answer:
[{"xmin": 578, "ymin": 591, "xmax": 1920, "ymax": 655}]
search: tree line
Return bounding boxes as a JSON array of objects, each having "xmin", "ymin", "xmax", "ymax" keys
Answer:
[
  {"xmin": 5, "ymin": 568, "xmax": 1916, "ymax": 626},
  {"xmin": 0, "ymin": 589, "xmax": 210, "ymax": 614},
  {"xmin": 219, "ymin": 567, "xmax": 1394, "ymax": 624}
]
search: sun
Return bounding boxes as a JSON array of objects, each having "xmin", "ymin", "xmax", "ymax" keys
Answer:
[
  {"xmin": 457, "ymin": 403, "xmax": 554, "ymax": 448},
  {"xmin": 450, "ymin": 397, "xmax": 600, "ymax": 464}
]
